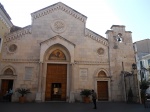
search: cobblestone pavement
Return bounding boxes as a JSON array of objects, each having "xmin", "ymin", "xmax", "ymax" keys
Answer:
[{"xmin": 0, "ymin": 102, "xmax": 150, "ymax": 112}]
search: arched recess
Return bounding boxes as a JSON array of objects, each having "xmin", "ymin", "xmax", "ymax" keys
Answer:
[
  {"xmin": 40, "ymin": 35, "xmax": 75, "ymax": 63},
  {"xmin": 95, "ymin": 68, "xmax": 109, "ymax": 77},
  {"xmin": 94, "ymin": 68, "xmax": 111, "ymax": 101},
  {"xmin": 0, "ymin": 65, "xmax": 16, "ymax": 97},
  {"xmin": 44, "ymin": 44, "xmax": 71, "ymax": 62},
  {"xmin": 1, "ymin": 65, "xmax": 16, "ymax": 75},
  {"xmin": 42, "ymin": 44, "xmax": 71, "ymax": 101}
]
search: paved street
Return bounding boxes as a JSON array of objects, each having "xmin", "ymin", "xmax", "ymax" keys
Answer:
[{"xmin": 0, "ymin": 102, "xmax": 150, "ymax": 112}]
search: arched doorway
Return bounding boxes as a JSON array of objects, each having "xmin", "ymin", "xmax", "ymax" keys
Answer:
[
  {"xmin": 97, "ymin": 71, "xmax": 108, "ymax": 101},
  {"xmin": 45, "ymin": 47, "xmax": 70, "ymax": 101},
  {"xmin": 1, "ymin": 68, "xmax": 14, "ymax": 97}
]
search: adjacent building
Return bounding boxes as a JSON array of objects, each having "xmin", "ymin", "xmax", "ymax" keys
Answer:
[
  {"xmin": 0, "ymin": 2, "xmax": 139, "ymax": 102},
  {"xmin": 134, "ymin": 39, "xmax": 150, "ymax": 81},
  {"xmin": 0, "ymin": 3, "xmax": 13, "ymax": 58}
]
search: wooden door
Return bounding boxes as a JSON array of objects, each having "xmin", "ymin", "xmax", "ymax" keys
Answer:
[
  {"xmin": 1, "ymin": 80, "xmax": 13, "ymax": 96},
  {"xmin": 45, "ymin": 64, "xmax": 67, "ymax": 101},
  {"xmin": 97, "ymin": 81, "xmax": 108, "ymax": 101}
]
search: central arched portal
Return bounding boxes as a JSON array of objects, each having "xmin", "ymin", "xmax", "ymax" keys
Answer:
[
  {"xmin": 44, "ymin": 44, "xmax": 71, "ymax": 101},
  {"xmin": 45, "ymin": 64, "xmax": 67, "ymax": 101}
]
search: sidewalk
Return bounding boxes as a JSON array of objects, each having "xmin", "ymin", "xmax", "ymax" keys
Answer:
[{"xmin": 0, "ymin": 102, "xmax": 150, "ymax": 112}]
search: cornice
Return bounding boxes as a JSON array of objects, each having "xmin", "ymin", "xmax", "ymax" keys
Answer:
[
  {"xmin": 2, "ymin": 58, "xmax": 39, "ymax": 63},
  {"xmin": 4, "ymin": 25, "xmax": 32, "ymax": 43},
  {"xmin": 85, "ymin": 28, "xmax": 108, "ymax": 46},
  {"xmin": 74, "ymin": 61, "xmax": 108, "ymax": 65},
  {"xmin": 0, "ymin": 14, "xmax": 12, "ymax": 29},
  {"xmin": 40, "ymin": 35, "xmax": 75, "ymax": 46},
  {"xmin": 31, "ymin": 2, "xmax": 87, "ymax": 23}
]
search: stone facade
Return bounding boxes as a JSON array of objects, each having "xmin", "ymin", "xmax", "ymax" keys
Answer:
[{"xmin": 0, "ymin": 2, "xmax": 139, "ymax": 102}]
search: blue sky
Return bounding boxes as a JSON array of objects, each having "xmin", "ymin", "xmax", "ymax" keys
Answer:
[
  {"xmin": 106, "ymin": 0, "xmax": 150, "ymax": 42},
  {"xmin": 1, "ymin": 0, "xmax": 149, "ymax": 42}
]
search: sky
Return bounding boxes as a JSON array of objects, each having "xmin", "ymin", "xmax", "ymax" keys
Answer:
[{"xmin": 1, "ymin": 0, "xmax": 150, "ymax": 42}]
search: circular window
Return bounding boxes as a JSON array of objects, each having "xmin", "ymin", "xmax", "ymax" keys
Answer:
[
  {"xmin": 9, "ymin": 44, "xmax": 17, "ymax": 52},
  {"xmin": 97, "ymin": 48, "xmax": 104, "ymax": 55},
  {"xmin": 51, "ymin": 19, "xmax": 66, "ymax": 34}
]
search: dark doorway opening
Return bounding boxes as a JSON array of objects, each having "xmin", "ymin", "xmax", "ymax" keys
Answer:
[
  {"xmin": 0, "ymin": 79, "xmax": 13, "ymax": 101},
  {"xmin": 51, "ymin": 83, "xmax": 62, "ymax": 100}
]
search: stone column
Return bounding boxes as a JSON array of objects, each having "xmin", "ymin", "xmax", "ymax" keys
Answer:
[
  {"xmin": 35, "ymin": 62, "xmax": 43, "ymax": 102},
  {"xmin": 69, "ymin": 63, "xmax": 75, "ymax": 103}
]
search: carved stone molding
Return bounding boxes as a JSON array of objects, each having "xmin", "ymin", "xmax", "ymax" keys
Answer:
[
  {"xmin": 2, "ymin": 58, "xmax": 39, "ymax": 63},
  {"xmin": 40, "ymin": 35, "xmax": 75, "ymax": 46},
  {"xmin": 31, "ymin": 2, "xmax": 87, "ymax": 23},
  {"xmin": 4, "ymin": 26, "xmax": 32, "ymax": 43},
  {"xmin": 0, "ymin": 15, "xmax": 11, "ymax": 29},
  {"xmin": 85, "ymin": 29, "xmax": 108, "ymax": 46},
  {"xmin": 74, "ymin": 61, "xmax": 108, "ymax": 65}
]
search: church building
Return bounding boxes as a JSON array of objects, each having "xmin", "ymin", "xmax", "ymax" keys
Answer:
[{"xmin": 0, "ymin": 2, "xmax": 138, "ymax": 102}]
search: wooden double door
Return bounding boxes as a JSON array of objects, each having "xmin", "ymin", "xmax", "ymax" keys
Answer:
[
  {"xmin": 97, "ymin": 81, "xmax": 108, "ymax": 101},
  {"xmin": 0, "ymin": 80, "xmax": 13, "ymax": 97},
  {"xmin": 45, "ymin": 64, "xmax": 67, "ymax": 101}
]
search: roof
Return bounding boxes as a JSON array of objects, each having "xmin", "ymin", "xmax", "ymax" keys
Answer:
[{"xmin": 31, "ymin": 2, "xmax": 87, "ymax": 23}]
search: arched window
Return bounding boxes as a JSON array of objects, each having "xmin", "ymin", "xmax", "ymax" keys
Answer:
[
  {"xmin": 0, "ymin": 37, "xmax": 2, "ymax": 52},
  {"xmin": 98, "ymin": 71, "xmax": 107, "ymax": 78},
  {"xmin": 4, "ymin": 68, "xmax": 13, "ymax": 75},
  {"xmin": 117, "ymin": 33, "xmax": 123, "ymax": 42},
  {"xmin": 49, "ymin": 49, "xmax": 66, "ymax": 60}
]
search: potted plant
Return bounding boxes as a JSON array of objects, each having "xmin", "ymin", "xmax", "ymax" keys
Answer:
[
  {"xmin": 80, "ymin": 89, "xmax": 92, "ymax": 103},
  {"xmin": 16, "ymin": 88, "xmax": 31, "ymax": 103}
]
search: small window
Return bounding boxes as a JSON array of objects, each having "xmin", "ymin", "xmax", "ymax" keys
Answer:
[
  {"xmin": 140, "ymin": 61, "xmax": 143, "ymax": 69},
  {"xmin": 148, "ymin": 59, "xmax": 150, "ymax": 66},
  {"xmin": 117, "ymin": 33, "xmax": 123, "ymax": 42},
  {"xmin": 0, "ymin": 38, "xmax": 2, "ymax": 52}
]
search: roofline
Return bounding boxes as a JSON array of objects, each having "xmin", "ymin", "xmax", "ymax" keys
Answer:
[
  {"xmin": 31, "ymin": 2, "xmax": 87, "ymax": 18},
  {"xmin": 0, "ymin": 3, "xmax": 11, "ymax": 20}
]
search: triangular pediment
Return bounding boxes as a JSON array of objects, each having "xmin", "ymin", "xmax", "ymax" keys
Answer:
[
  {"xmin": 40, "ymin": 35, "xmax": 75, "ymax": 46},
  {"xmin": 31, "ymin": 2, "xmax": 87, "ymax": 23},
  {"xmin": 85, "ymin": 28, "xmax": 108, "ymax": 46}
]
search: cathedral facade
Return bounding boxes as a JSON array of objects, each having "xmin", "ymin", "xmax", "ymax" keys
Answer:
[{"xmin": 0, "ymin": 2, "xmax": 138, "ymax": 102}]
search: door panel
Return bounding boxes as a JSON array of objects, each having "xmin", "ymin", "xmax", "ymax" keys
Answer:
[
  {"xmin": 1, "ymin": 80, "xmax": 13, "ymax": 96},
  {"xmin": 45, "ymin": 64, "xmax": 67, "ymax": 101},
  {"xmin": 97, "ymin": 81, "xmax": 108, "ymax": 101}
]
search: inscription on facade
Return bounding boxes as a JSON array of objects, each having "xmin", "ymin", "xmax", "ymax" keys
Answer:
[
  {"xmin": 24, "ymin": 67, "xmax": 33, "ymax": 80},
  {"xmin": 79, "ymin": 68, "xmax": 88, "ymax": 81}
]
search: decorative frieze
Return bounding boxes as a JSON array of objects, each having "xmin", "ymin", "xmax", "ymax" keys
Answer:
[
  {"xmin": 31, "ymin": 2, "xmax": 87, "ymax": 23},
  {"xmin": 4, "ymin": 26, "xmax": 32, "ymax": 42},
  {"xmin": 2, "ymin": 58, "xmax": 39, "ymax": 63},
  {"xmin": 85, "ymin": 29, "xmax": 108, "ymax": 46},
  {"xmin": 0, "ymin": 15, "xmax": 12, "ymax": 29},
  {"xmin": 74, "ymin": 61, "xmax": 108, "ymax": 65}
]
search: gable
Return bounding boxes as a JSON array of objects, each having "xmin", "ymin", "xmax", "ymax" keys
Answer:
[
  {"xmin": 31, "ymin": 2, "xmax": 87, "ymax": 23},
  {"xmin": 40, "ymin": 35, "xmax": 75, "ymax": 46},
  {"xmin": 85, "ymin": 28, "xmax": 108, "ymax": 46}
]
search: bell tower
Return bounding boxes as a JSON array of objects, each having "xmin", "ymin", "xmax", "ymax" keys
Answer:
[{"xmin": 106, "ymin": 25, "xmax": 137, "ymax": 101}]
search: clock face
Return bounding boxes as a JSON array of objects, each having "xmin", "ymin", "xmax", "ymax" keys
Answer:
[
  {"xmin": 9, "ymin": 44, "xmax": 17, "ymax": 53},
  {"xmin": 97, "ymin": 48, "xmax": 104, "ymax": 55}
]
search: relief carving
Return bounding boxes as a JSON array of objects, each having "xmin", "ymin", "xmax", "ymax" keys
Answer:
[{"xmin": 51, "ymin": 19, "xmax": 66, "ymax": 34}]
